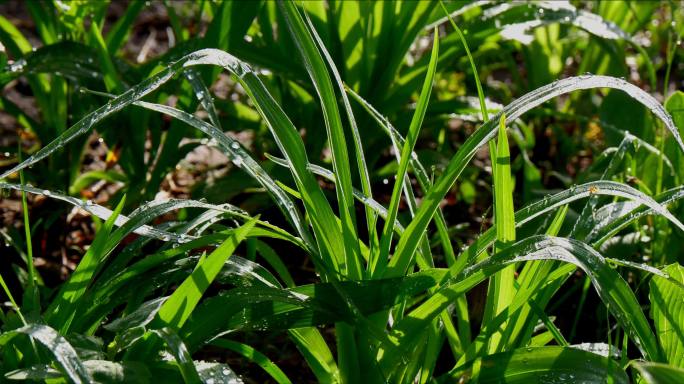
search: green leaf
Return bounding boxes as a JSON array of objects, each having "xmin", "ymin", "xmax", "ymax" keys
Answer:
[
  {"xmin": 381, "ymin": 236, "xmax": 660, "ymax": 371},
  {"xmin": 69, "ymin": 170, "xmax": 128, "ymax": 195},
  {"xmin": 650, "ymin": 263, "xmax": 684, "ymax": 367},
  {"xmin": 279, "ymin": 0, "xmax": 362, "ymax": 279},
  {"xmin": 482, "ymin": 113, "xmax": 516, "ymax": 353},
  {"xmin": 381, "ymin": 27, "xmax": 439, "ymax": 277},
  {"xmin": 105, "ymin": 0, "xmax": 145, "ymax": 53},
  {"xmin": 181, "ymin": 269, "xmax": 445, "ymax": 349},
  {"xmin": 288, "ymin": 328, "xmax": 340, "ymax": 384},
  {"xmin": 47, "ymin": 196, "xmax": 126, "ymax": 333},
  {"xmin": 665, "ymin": 91, "xmax": 684, "ymax": 136},
  {"xmin": 494, "ymin": 114, "xmax": 516, "ymax": 246},
  {"xmin": 303, "ymin": 10, "xmax": 379, "ymax": 268},
  {"xmin": 151, "ymin": 328, "xmax": 202, "ymax": 384},
  {"xmin": 88, "ymin": 21, "xmax": 123, "ymax": 93},
  {"xmin": 0, "ymin": 324, "xmax": 92, "ymax": 383},
  {"xmin": 389, "ymin": 75, "xmax": 684, "ymax": 284},
  {"xmin": 438, "ymin": 346, "xmax": 628, "ymax": 383},
  {"xmin": 6, "ymin": 360, "xmax": 153, "ymax": 383},
  {"xmin": 632, "ymin": 361, "xmax": 684, "ymax": 384},
  {"xmin": 210, "ymin": 339, "xmax": 292, "ymax": 384},
  {"xmin": 154, "ymin": 218, "xmax": 257, "ymax": 329}
]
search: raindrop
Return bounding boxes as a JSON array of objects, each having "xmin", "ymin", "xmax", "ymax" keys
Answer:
[
  {"xmin": 3, "ymin": 152, "xmax": 9, "ymax": 157},
  {"xmin": 230, "ymin": 141, "xmax": 240, "ymax": 150},
  {"xmin": 43, "ymin": 190, "xmax": 51, "ymax": 196},
  {"xmin": 382, "ymin": 178, "xmax": 389, "ymax": 185}
]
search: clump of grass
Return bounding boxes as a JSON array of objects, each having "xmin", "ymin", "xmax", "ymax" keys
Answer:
[{"xmin": 1, "ymin": 1, "xmax": 683, "ymax": 383}]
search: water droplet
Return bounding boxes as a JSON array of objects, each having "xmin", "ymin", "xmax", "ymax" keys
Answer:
[
  {"xmin": 3, "ymin": 152, "xmax": 9, "ymax": 157},
  {"xmin": 43, "ymin": 190, "xmax": 51, "ymax": 196},
  {"xmin": 382, "ymin": 178, "xmax": 389, "ymax": 185},
  {"xmin": 230, "ymin": 141, "xmax": 240, "ymax": 150}
]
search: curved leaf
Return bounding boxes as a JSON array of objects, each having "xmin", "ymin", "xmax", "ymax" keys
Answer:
[
  {"xmin": 632, "ymin": 361, "xmax": 684, "ymax": 384},
  {"xmin": 0, "ymin": 324, "xmax": 92, "ymax": 383},
  {"xmin": 438, "ymin": 346, "xmax": 628, "ymax": 383},
  {"xmin": 389, "ymin": 74, "xmax": 683, "ymax": 278},
  {"xmin": 381, "ymin": 236, "xmax": 660, "ymax": 372},
  {"xmin": 651, "ymin": 263, "xmax": 684, "ymax": 367}
]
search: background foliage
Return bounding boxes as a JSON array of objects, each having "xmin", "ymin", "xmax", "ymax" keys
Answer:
[{"xmin": 1, "ymin": 0, "xmax": 684, "ymax": 383}]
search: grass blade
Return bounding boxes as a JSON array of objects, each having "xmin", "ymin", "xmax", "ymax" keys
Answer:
[
  {"xmin": 650, "ymin": 263, "xmax": 684, "ymax": 367},
  {"xmin": 381, "ymin": 235, "xmax": 661, "ymax": 371},
  {"xmin": 345, "ymin": 86, "xmax": 458, "ymax": 269},
  {"xmin": 84, "ymin": 88, "xmax": 314, "ymax": 250},
  {"xmin": 46, "ymin": 196, "xmax": 125, "ymax": 333},
  {"xmin": 279, "ymin": 0, "xmax": 362, "ymax": 279},
  {"xmin": 438, "ymin": 346, "xmax": 628, "ymax": 383},
  {"xmin": 154, "ymin": 218, "xmax": 257, "ymax": 329},
  {"xmin": 151, "ymin": 328, "xmax": 202, "ymax": 384},
  {"xmin": 390, "ymin": 75, "xmax": 684, "ymax": 281},
  {"xmin": 210, "ymin": 339, "xmax": 292, "ymax": 384},
  {"xmin": 303, "ymin": 9, "xmax": 379, "ymax": 267},
  {"xmin": 0, "ymin": 324, "xmax": 92, "ymax": 383},
  {"xmin": 380, "ymin": 27, "xmax": 439, "ymax": 277},
  {"xmin": 632, "ymin": 361, "xmax": 684, "ymax": 384},
  {"xmin": 482, "ymin": 113, "xmax": 516, "ymax": 353}
]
